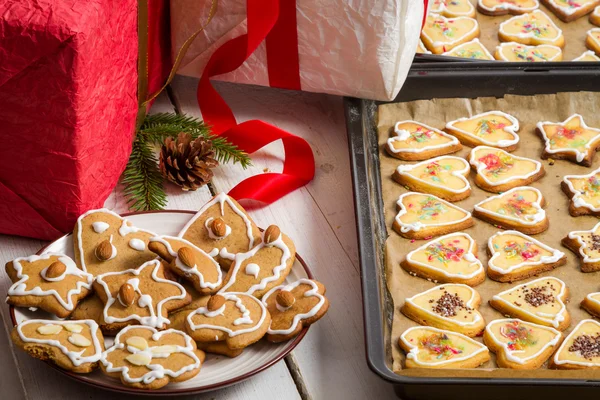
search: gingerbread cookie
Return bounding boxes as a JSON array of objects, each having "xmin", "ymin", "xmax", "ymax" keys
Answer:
[
  {"xmin": 93, "ymin": 260, "xmax": 191, "ymax": 334},
  {"xmin": 441, "ymin": 39, "xmax": 495, "ymax": 60},
  {"xmin": 100, "ymin": 325, "xmax": 204, "ymax": 389},
  {"xmin": 562, "ymin": 168, "xmax": 600, "ymax": 216},
  {"xmin": 421, "ymin": 14, "xmax": 480, "ymax": 55},
  {"xmin": 11, "ymin": 319, "xmax": 104, "ymax": 373},
  {"xmin": 445, "ymin": 111, "xmax": 520, "ymax": 150},
  {"xmin": 6, "ymin": 253, "xmax": 93, "ymax": 318},
  {"xmin": 581, "ymin": 291, "xmax": 600, "ymax": 318},
  {"xmin": 417, "ymin": 39, "xmax": 432, "ymax": 54},
  {"xmin": 542, "ymin": 0, "xmax": 600, "ymax": 22},
  {"xmin": 562, "ymin": 221, "xmax": 600, "ymax": 272},
  {"xmin": 478, "ymin": 0, "xmax": 539, "ymax": 15},
  {"xmin": 469, "ymin": 146, "xmax": 544, "ymax": 193},
  {"xmin": 401, "ymin": 233, "xmax": 486, "ymax": 286},
  {"xmin": 487, "ymin": 230, "xmax": 566, "ymax": 282},
  {"xmin": 473, "ymin": 186, "xmax": 548, "ymax": 234},
  {"xmin": 394, "ymin": 193, "xmax": 473, "ymax": 240},
  {"xmin": 262, "ymin": 279, "xmax": 329, "ymax": 343},
  {"xmin": 591, "ymin": 5, "xmax": 600, "ymax": 24},
  {"xmin": 551, "ymin": 319, "xmax": 600, "ymax": 369},
  {"xmin": 489, "ymin": 277, "xmax": 570, "ymax": 330},
  {"xmin": 430, "ymin": 0, "xmax": 476, "ymax": 17},
  {"xmin": 537, "ymin": 114, "xmax": 600, "ymax": 166},
  {"xmin": 573, "ymin": 50, "xmax": 600, "ymax": 61},
  {"xmin": 178, "ymin": 192, "xmax": 262, "ymax": 268},
  {"xmin": 494, "ymin": 42, "xmax": 563, "ymax": 61},
  {"xmin": 74, "ymin": 208, "xmax": 157, "ymax": 276},
  {"xmin": 392, "ymin": 156, "xmax": 471, "ymax": 202},
  {"xmin": 587, "ymin": 28, "xmax": 600, "ymax": 55},
  {"xmin": 386, "ymin": 120, "xmax": 462, "ymax": 161},
  {"xmin": 402, "ymin": 284, "xmax": 485, "ymax": 337},
  {"xmin": 399, "ymin": 326, "xmax": 490, "ymax": 368},
  {"xmin": 484, "ymin": 319, "xmax": 562, "ymax": 369},
  {"xmin": 185, "ymin": 293, "xmax": 271, "ymax": 350},
  {"xmin": 499, "ymin": 10, "xmax": 565, "ymax": 47}
]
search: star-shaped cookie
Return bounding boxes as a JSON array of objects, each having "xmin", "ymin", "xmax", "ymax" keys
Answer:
[
  {"xmin": 551, "ymin": 319, "xmax": 600, "ymax": 369},
  {"xmin": 478, "ymin": 0, "xmax": 539, "ymax": 15},
  {"xmin": 562, "ymin": 167, "xmax": 600, "ymax": 216},
  {"xmin": 430, "ymin": 0, "xmax": 476, "ymax": 17},
  {"xmin": 562, "ymin": 221, "xmax": 600, "ymax": 272},
  {"xmin": 6, "ymin": 253, "xmax": 93, "ymax": 318},
  {"xmin": 93, "ymin": 260, "xmax": 191, "ymax": 334},
  {"xmin": 537, "ymin": 114, "xmax": 600, "ymax": 166},
  {"xmin": 494, "ymin": 42, "xmax": 563, "ymax": 61},
  {"xmin": 421, "ymin": 14, "xmax": 480, "ymax": 55},
  {"xmin": 445, "ymin": 111, "xmax": 520, "ymax": 150},
  {"xmin": 385, "ymin": 120, "xmax": 462, "ymax": 161},
  {"xmin": 499, "ymin": 10, "xmax": 565, "ymax": 47}
]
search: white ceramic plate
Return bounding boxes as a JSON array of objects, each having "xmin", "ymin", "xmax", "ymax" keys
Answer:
[{"xmin": 10, "ymin": 211, "xmax": 311, "ymax": 395}]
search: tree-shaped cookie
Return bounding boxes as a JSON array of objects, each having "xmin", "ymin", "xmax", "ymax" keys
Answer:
[
  {"xmin": 536, "ymin": 114, "xmax": 600, "ymax": 166},
  {"xmin": 74, "ymin": 208, "xmax": 158, "ymax": 276},
  {"xmin": 499, "ymin": 10, "xmax": 565, "ymax": 47},
  {"xmin": 185, "ymin": 293, "xmax": 271, "ymax": 351},
  {"xmin": 402, "ymin": 284, "xmax": 485, "ymax": 337},
  {"xmin": 218, "ymin": 225, "xmax": 296, "ymax": 299},
  {"xmin": 262, "ymin": 279, "xmax": 329, "ymax": 342},
  {"xmin": 399, "ymin": 326, "xmax": 490, "ymax": 368},
  {"xmin": 385, "ymin": 120, "xmax": 462, "ymax": 161},
  {"xmin": 478, "ymin": 0, "xmax": 539, "ymax": 16},
  {"xmin": 421, "ymin": 15, "xmax": 480, "ymax": 55},
  {"xmin": 494, "ymin": 42, "xmax": 563, "ymax": 61},
  {"xmin": 469, "ymin": 146, "xmax": 544, "ymax": 192},
  {"xmin": 445, "ymin": 111, "xmax": 520, "ymax": 150},
  {"xmin": 11, "ymin": 319, "xmax": 104, "ymax": 373},
  {"xmin": 178, "ymin": 192, "xmax": 262, "ymax": 268},
  {"xmin": 562, "ymin": 168, "xmax": 600, "ymax": 216},
  {"xmin": 487, "ymin": 230, "xmax": 566, "ymax": 282},
  {"xmin": 93, "ymin": 260, "xmax": 191, "ymax": 334},
  {"xmin": 562, "ymin": 221, "xmax": 600, "ymax": 272},
  {"xmin": 489, "ymin": 276, "xmax": 570, "ymax": 330},
  {"xmin": 551, "ymin": 319, "xmax": 600, "ymax": 369},
  {"xmin": 100, "ymin": 325, "xmax": 205, "ymax": 389},
  {"xmin": 473, "ymin": 186, "xmax": 548, "ymax": 234},
  {"xmin": 6, "ymin": 253, "xmax": 93, "ymax": 318},
  {"xmin": 542, "ymin": 0, "xmax": 600, "ymax": 23},
  {"xmin": 442, "ymin": 39, "xmax": 495, "ymax": 60},
  {"xmin": 402, "ymin": 233, "xmax": 486, "ymax": 286},
  {"xmin": 392, "ymin": 156, "xmax": 471, "ymax": 202},
  {"xmin": 483, "ymin": 319, "xmax": 562, "ymax": 369},
  {"xmin": 430, "ymin": 0, "xmax": 476, "ymax": 17},
  {"xmin": 148, "ymin": 235, "xmax": 222, "ymax": 295},
  {"xmin": 394, "ymin": 192, "xmax": 473, "ymax": 240}
]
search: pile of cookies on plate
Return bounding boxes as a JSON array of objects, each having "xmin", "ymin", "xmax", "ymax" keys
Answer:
[
  {"xmin": 387, "ymin": 112, "xmax": 600, "ymax": 369},
  {"xmin": 6, "ymin": 193, "xmax": 329, "ymax": 389},
  {"xmin": 417, "ymin": 0, "xmax": 600, "ymax": 61}
]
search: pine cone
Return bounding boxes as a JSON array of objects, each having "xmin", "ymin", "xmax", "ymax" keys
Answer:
[{"xmin": 159, "ymin": 132, "xmax": 219, "ymax": 191}]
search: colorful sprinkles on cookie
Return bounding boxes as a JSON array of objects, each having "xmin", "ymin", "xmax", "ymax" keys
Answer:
[
  {"xmin": 495, "ymin": 42, "xmax": 562, "ymax": 61},
  {"xmin": 478, "ymin": 0, "xmax": 540, "ymax": 15},
  {"xmin": 499, "ymin": 10, "xmax": 564, "ymax": 47},
  {"xmin": 421, "ymin": 14, "xmax": 480, "ymax": 54},
  {"xmin": 430, "ymin": 0, "xmax": 476, "ymax": 17},
  {"xmin": 386, "ymin": 120, "xmax": 461, "ymax": 160},
  {"xmin": 563, "ymin": 168, "xmax": 600, "ymax": 215},
  {"xmin": 537, "ymin": 114, "xmax": 600, "ymax": 166}
]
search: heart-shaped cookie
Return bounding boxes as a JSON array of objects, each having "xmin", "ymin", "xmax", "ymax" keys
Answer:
[
  {"xmin": 394, "ymin": 193, "xmax": 473, "ymax": 240},
  {"xmin": 487, "ymin": 230, "xmax": 566, "ymax": 282},
  {"xmin": 495, "ymin": 42, "xmax": 563, "ymax": 61},
  {"xmin": 402, "ymin": 284, "xmax": 485, "ymax": 337},
  {"xmin": 562, "ymin": 221, "xmax": 600, "ymax": 272},
  {"xmin": 551, "ymin": 319, "xmax": 600, "ymax": 369},
  {"xmin": 399, "ymin": 326, "xmax": 490, "ymax": 368},
  {"xmin": 489, "ymin": 276, "xmax": 570, "ymax": 330},
  {"xmin": 478, "ymin": 0, "xmax": 540, "ymax": 15},
  {"xmin": 392, "ymin": 156, "xmax": 471, "ymax": 202},
  {"xmin": 442, "ymin": 38, "xmax": 495, "ymax": 60},
  {"xmin": 586, "ymin": 28, "xmax": 600, "ymax": 55},
  {"xmin": 543, "ymin": 0, "xmax": 600, "ymax": 23},
  {"xmin": 473, "ymin": 186, "xmax": 548, "ymax": 234},
  {"xmin": 386, "ymin": 120, "xmax": 462, "ymax": 161},
  {"xmin": 445, "ymin": 111, "xmax": 520, "ymax": 150},
  {"xmin": 573, "ymin": 50, "xmax": 600, "ymax": 61},
  {"xmin": 402, "ymin": 233, "xmax": 485, "ymax": 286},
  {"xmin": 537, "ymin": 114, "xmax": 600, "ymax": 166},
  {"xmin": 499, "ymin": 10, "xmax": 565, "ymax": 47},
  {"xmin": 562, "ymin": 167, "xmax": 600, "ymax": 216},
  {"xmin": 484, "ymin": 319, "xmax": 562, "ymax": 369},
  {"xmin": 469, "ymin": 146, "xmax": 544, "ymax": 192},
  {"xmin": 421, "ymin": 14, "xmax": 480, "ymax": 55},
  {"xmin": 430, "ymin": 0, "xmax": 476, "ymax": 17}
]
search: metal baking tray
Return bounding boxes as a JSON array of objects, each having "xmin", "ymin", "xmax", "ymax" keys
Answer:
[{"xmin": 345, "ymin": 63, "xmax": 600, "ymax": 399}]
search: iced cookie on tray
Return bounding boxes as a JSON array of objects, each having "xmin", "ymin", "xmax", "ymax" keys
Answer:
[
  {"xmin": 499, "ymin": 10, "xmax": 565, "ymax": 47},
  {"xmin": 386, "ymin": 120, "xmax": 462, "ymax": 161},
  {"xmin": 562, "ymin": 221, "xmax": 600, "ymax": 272},
  {"xmin": 591, "ymin": 6, "xmax": 600, "ymax": 24},
  {"xmin": 421, "ymin": 14, "xmax": 480, "ymax": 55},
  {"xmin": 489, "ymin": 276, "xmax": 570, "ymax": 331},
  {"xmin": 399, "ymin": 326, "xmax": 490, "ymax": 368},
  {"xmin": 484, "ymin": 319, "xmax": 562, "ymax": 369},
  {"xmin": 417, "ymin": 39, "xmax": 432, "ymax": 54},
  {"xmin": 392, "ymin": 156, "xmax": 471, "ymax": 202},
  {"xmin": 573, "ymin": 50, "xmax": 600, "ymax": 61},
  {"xmin": 562, "ymin": 168, "xmax": 600, "ymax": 216},
  {"xmin": 401, "ymin": 284, "xmax": 485, "ymax": 337},
  {"xmin": 477, "ymin": 0, "xmax": 539, "ymax": 15},
  {"xmin": 429, "ymin": 0, "xmax": 476, "ymax": 17},
  {"xmin": 401, "ymin": 233, "xmax": 486, "ymax": 286},
  {"xmin": 495, "ymin": 42, "xmax": 563, "ymax": 61},
  {"xmin": 551, "ymin": 319, "xmax": 600, "ymax": 369},
  {"xmin": 581, "ymin": 291, "xmax": 600, "ymax": 318},
  {"xmin": 441, "ymin": 39, "xmax": 494, "ymax": 60},
  {"xmin": 542, "ymin": 0, "xmax": 600, "ymax": 22},
  {"xmin": 587, "ymin": 28, "xmax": 600, "ymax": 55},
  {"xmin": 393, "ymin": 192, "xmax": 473, "ymax": 240},
  {"xmin": 445, "ymin": 111, "xmax": 520, "ymax": 151},
  {"xmin": 487, "ymin": 230, "xmax": 566, "ymax": 282}
]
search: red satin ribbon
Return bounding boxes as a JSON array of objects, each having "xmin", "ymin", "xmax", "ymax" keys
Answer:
[
  {"xmin": 197, "ymin": 0, "xmax": 314, "ymax": 204},
  {"xmin": 423, "ymin": 0, "xmax": 429, "ymax": 27}
]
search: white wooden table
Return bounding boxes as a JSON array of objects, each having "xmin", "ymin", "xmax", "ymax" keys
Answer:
[{"xmin": 0, "ymin": 76, "xmax": 395, "ymax": 399}]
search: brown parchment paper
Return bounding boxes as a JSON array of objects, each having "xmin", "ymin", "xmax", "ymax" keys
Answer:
[{"xmin": 378, "ymin": 91, "xmax": 600, "ymax": 379}]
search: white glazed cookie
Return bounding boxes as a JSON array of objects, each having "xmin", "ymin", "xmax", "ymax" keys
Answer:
[
  {"xmin": 581, "ymin": 291, "xmax": 600, "ymax": 318},
  {"xmin": 399, "ymin": 326, "xmax": 490, "ymax": 368},
  {"xmin": 586, "ymin": 28, "xmax": 600, "ymax": 55},
  {"xmin": 421, "ymin": 14, "xmax": 480, "ymax": 55},
  {"xmin": 499, "ymin": 10, "xmax": 565, "ymax": 47},
  {"xmin": 401, "ymin": 284, "xmax": 485, "ymax": 337},
  {"xmin": 487, "ymin": 230, "xmax": 566, "ymax": 282},
  {"xmin": 494, "ymin": 42, "xmax": 563, "ymax": 61},
  {"xmin": 562, "ymin": 221, "xmax": 600, "ymax": 272},
  {"xmin": 562, "ymin": 167, "xmax": 600, "ymax": 216},
  {"xmin": 417, "ymin": 39, "xmax": 433, "ymax": 54},
  {"xmin": 429, "ymin": 0, "xmax": 476, "ymax": 17},
  {"xmin": 469, "ymin": 146, "xmax": 544, "ymax": 193},
  {"xmin": 536, "ymin": 114, "xmax": 600, "ymax": 166},
  {"xmin": 445, "ymin": 111, "xmax": 520, "ymax": 151},
  {"xmin": 573, "ymin": 50, "xmax": 600, "ymax": 60},
  {"xmin": 393, "ymin": 192, "xmax": 474, "ymax": 240},
  {"xmin": 591, "ymin": 5, "xmax": 600, "ymax": 24},
  {"xmin": 441, "ymin": 39, "xmax": 494, "ymax": 60},
  {"xmin": 478, "ymin": 0, "xmax": 539, "ymax": 15},
  {"xmin": 386, "ymin": 120, "xmax": 462, "ymax": 161},
  {"xmin": 392, "ymin": 156, "xmax": 471, "ymax": 202},
  {"xmin": 401, "ymin": 233, "xmax": 486, "ymax": 286},
  {"xmin": 473, "ymin": 186, "xmax": 548, "ymax": 234},
  {"xmin": 483, "ymin": 319, "xmax": 562, "ymax": 369},
  {"xmin": 542, "ymin": 0, "xmax": 600, "ymax": 22},
  {"xmin": 489, "ymin": 276, "xmax": 570, "ymax": 330},
  {"xmin": 551, "ymin": 319, "xmax": 600, "ymax": 369}
]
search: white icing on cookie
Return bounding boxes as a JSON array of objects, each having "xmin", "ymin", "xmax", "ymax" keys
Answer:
[
  {"xmin": 473, "ymin": 186, "xmax": 546, "ymax": 226},
  {"xmin": 563, "ymin": 167, "xmax": 600, "ymax": 212},
  {"xmin": 567, "ymin": 221, "xmax": 600, "ymax": 263},
  {"xmin": 387, "ymin": 120, "xmax": 460, "ymax": 155},
  {"xmin": 92, "ymin": 222, "xmax": 110, "ymax": 233},
  {"xmin": 446, "ymin": 111, "xmax": 520, "ymax": 148},
  {"xmin": 537, "ymin": 114, "xmax": 600, "ymax": 163},
  {"xmin": 204, "ymin": 217, "xmax": 232, "ymax": 240},
  {"xmin": 245, "ymin": 263, "xmax": 260, "ymax": 279},
  {"xmin": 499, "ymin": 10, "xmax": 562, "ymax": 43},
  {"xmin": 553, "ymin": 319, "xmax": 600, "ymax": 367},
  {"xmin": 128, "ymin": 238, "xmax": 146, "ymax": 251},
  {"xmin": 394, "ymin": 156, "xmax": 471, "ymax": 195},
  {"xmin": 469, "ymin": 146, "xmax": 542, "ymax": 187},
  {"xmin": 477, "ymin": 0, "xmax": 539, "ymax": 14},
  {"xmin": 395, "ymin": 192, "xmax": 471, "ymax": 233}
]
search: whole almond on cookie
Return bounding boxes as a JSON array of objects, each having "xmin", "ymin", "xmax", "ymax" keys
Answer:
[
  {"xmin": 207, "ymin": 294, "xmax": 226, "ymax": 311},
  {"xmin": 95, "ymin": 240, "xmax": 113, "ymax": 261},
  {"xmin": 211, "ymin": 218, "xmax": 227, "ymax": 237},
  {"xmin": 178, "ymin": 247, "xmax": 196, "ymax": 268},
  {"xmin": 119, "ymin": 283, "xmax": 135, "ymax": 307},
  {"xmin": 264, "ymin": 225, "xmax": 281, "ymax": 244},
  {"xmin": 44, "ymin": 261, "xmax": 66, "ymax": 279},
  {"xmin": 276, "ymin": 291, "xmax": 295, "ymax": 308}
]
